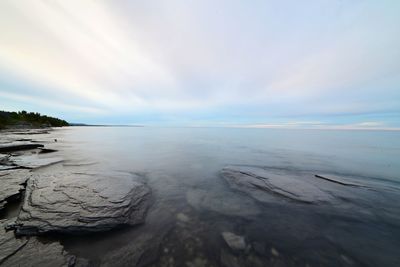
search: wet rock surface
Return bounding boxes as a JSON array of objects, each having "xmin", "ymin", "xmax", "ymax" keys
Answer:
[
  {"xmin": 314, "ymin": 174, "xmax": 366, "ymax": 187},
  {"xmin": 101, "ymin": 232, "xmax": 164, "ymax": 267},
  {"xmin": 221, "ymin": 232, "xmax": 247, "ymax": 251},
  {"xmin": 0, "ymin": 219, "xmax": 28, "ymax": 264},
  {"xmin": 221, "ymin": 166, "xmax": 336, "ymax": 203},
  {"xmin": 0, "ymin": 143, "xmax": 44, "ymax": 153},
  {"xmin": 0, "ymin": 219, "xmax": 85, "ymax": 267},
  {"xmin": 9, "ymin": 154, "xmax": 63, "ymax": 169},
  {"xmin": 14, "ymin": 172, "xmax": 151, "ymax": 235},
  {"xmin": 0, "ymin": 170, "xmax": 30, "ymax": 212},
  {"xmin": 186, "ymin": 188, "xmax": 260, "ymax": 216},
  {"xmin": 0, "ymin": 155, "xmax": 17, "ymax": 171}
]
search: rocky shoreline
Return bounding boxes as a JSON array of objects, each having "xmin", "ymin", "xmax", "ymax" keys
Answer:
[{"xmin": 0, "ymin": 128, "xmax": 151, "ymax": 266}]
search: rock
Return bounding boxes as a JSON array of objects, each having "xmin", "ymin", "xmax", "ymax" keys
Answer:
[
  {"xmin": 9, "ymin": 154, "xmax": 63, "ymax": 169},
  {"xmin": 186, "ymin": 188, "xmax": 260, "ymax": 217},
  {"xmin": 0, "ymin": 143, "xmax": 44, "ymax": 153},
  {"xmin": 15, "ymin": 171, "xmax": 151, "ymax": 235},
  {"xmin": 221, "ymin": 166, "xmax": 334, "ymax": 203},
  {"xmin": 222, "ymin": 232, "xmax": 247, "ymax": 251},
  {"xmin": 177, "ymin": 213, "xmax": 190, "ymax": 223},
  {"xmin": 0, "ymin": 219, "xmax": 28, "ymax": 264},
  {"xmin": 220, "ymin": 249, "xmax": 241, "ymax": 267},
  {"xmin": 13, "ymin": 129, "xmax": 50, "ymax": 135},
  {"xmin": 0, "ymin": 170, "xmax": 30, "ymax": 211},
  {"xmin": 271, "ymin": 247, "xmax": 279, "ymax": 257},
  {"xmin": 315, "ymin": 174, "xmax": 364, "ymax": 187},
  {"xmin": 186, "ymin": 257, "xmax": 208, "ymax": 267},
  {"xmin": 101, "ymin": 232, "xmax": 163, "ymax": 267},
  {"xmin": 0, "ymin": 219, "xmax": 83, "ymax": 267},
  {"xmin": 0, "ymin": 155, "xmax": 18, "ymax": 170},
  {"xmin": 39, "ymin": 148, "xmax": 58, "ymax": 154},
  {"xmin": 101, "ymin": 203, "xmax": 175, "ymax": 267},
  {"xmin": 1, "ymin": 238, "xmax": 76, "ymax": 267}
]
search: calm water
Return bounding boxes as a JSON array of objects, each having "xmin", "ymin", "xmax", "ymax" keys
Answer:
[{"xmin": 43, "ymin": 127, "xmax": 400, "ymax": 266}]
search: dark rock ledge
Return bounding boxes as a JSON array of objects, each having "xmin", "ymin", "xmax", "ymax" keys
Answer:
[
  {"xmin": 0, "ymin": 219, "xmax": 88, "ymax": 267},
  {"xmin": 0, "ymin": 170, "xmax": 30, "ymax": 212},
  {"xmin": 0, "ymin": 143, "xmax": 44, "ymax": 153}
]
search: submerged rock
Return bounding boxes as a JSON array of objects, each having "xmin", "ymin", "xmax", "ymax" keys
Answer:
[
  {"xmin": 221, "ymin": 166, "xmax": 334, "ymax": 203},
  {"xmin": 101, "ymin": 232, "xmax": 164, "ymax": 267},
  {"xmin": 0, "ymin": 170, "xmax": 30, "ymax": 211},
  {"xmin": 100, "ymin": 206, "xmax": 175, "ymax": 267},
  {"xmin": 176, "ymin": 212, "xmax": 190, "ymax": 223},
  {"xmin": 15, "ymin": 171, "xmax": 151, "ymax": 235},
  {"xmin": 314, "ymin": 174, "xmax": 365, "ymax": 187},
  {"xmin": 222, "ymin": 232, "xmax": 247, "ymax": 251},
  {"xmin": 186, "ymin": 188, "xmax": 260, "ymax": 217}
]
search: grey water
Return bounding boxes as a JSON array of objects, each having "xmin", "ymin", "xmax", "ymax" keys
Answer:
[{"xmin": 48, "ymin": 127, "xmax": 400, "ymax": 266}]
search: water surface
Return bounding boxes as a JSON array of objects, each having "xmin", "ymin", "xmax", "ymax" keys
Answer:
[{"xmin": 46, "ymin": 127, "xmax": 400, "ymax": 266}]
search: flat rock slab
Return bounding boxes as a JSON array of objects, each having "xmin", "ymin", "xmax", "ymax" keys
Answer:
[
  {"xmin": 0, "ymin": 219, "xmax": 28, "ymax": 264},
  {"xmin": 15, "ymin": 171, "xmax": 151, "ymax": 235},
  {"xmin": 0, "ymin": 155, "xmax": 17, "ymax": 170},
  {"xmin": 0, "ymin": 170, "xmax": 30, "ymax": 211},
  {"xmin": 9, "ymin": 154, "xmax": 63, "ymax": 169},
  {"xmin": 0, "ymin": 219, "xmax": 85, "ymax": 267},
  {"xmin": 221, "ymin": 166, "xmax": 334, "ymax": 203}
]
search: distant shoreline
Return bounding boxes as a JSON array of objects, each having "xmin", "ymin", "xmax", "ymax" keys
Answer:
[{"xmin": 68, "ymin": 124, "xmax": 144, "ymax": 127}]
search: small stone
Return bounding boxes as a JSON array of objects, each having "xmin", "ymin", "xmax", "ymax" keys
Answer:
[
  {"xmin": 340, "ymin": 254, "xmax": 354, "ymax": 265},
  {"xmin": 177, "ymin": 212, "xmax": 190, "ymax": 223},
  {"xmin": 222, "ymin": 232, "xmax": 246, "ymax": 251},
  {"xmin": 271, "ymin": 247, "xmax": 279, "ymax": 257}
]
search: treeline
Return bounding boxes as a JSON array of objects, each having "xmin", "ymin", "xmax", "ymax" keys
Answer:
[{"xmin": 0, "ymin": 110, "xmax": 69, "ymax": 129}]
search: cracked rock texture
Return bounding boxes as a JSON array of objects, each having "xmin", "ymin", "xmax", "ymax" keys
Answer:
[
  {"xmin": 0, "ymin": 170, "xmax": 30, "ymax": 211},
  {"xmin": 221, "ymin": 166, "xmax": 334, "ymax": 203},
  {"xmin": 0, "ymin": 219, "xmax": 86, "ymax": 267},
  {"xmin": 15, "ymin": 171, "xmax": 151, "ymax": 235},
  {"xmin": 9, "ymin": 154, "xmax": 63, "ymax": 169}
]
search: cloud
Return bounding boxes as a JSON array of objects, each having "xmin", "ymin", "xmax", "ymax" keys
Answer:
[
  {"xmin": 235, "ymin": 121, "xmax": 399, "ymax": 131},
  {"xmin": 0, "ymin": 0, "xmax": 399, "ymax": 126}
]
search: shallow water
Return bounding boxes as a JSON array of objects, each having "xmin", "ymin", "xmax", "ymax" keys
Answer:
[{"xmin": 24, "ymin": 127, "xmax": 400, "ymax": 266}]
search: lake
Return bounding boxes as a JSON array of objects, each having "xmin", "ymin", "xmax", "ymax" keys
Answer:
[{"xmin": 5, "ymin": 127, "xmax": 400, "ymax": 266}]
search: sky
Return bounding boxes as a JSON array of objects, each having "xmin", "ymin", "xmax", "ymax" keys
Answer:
[{"xmin": 0, "ymin": 0, "xmax": 399, "ymax": 129}]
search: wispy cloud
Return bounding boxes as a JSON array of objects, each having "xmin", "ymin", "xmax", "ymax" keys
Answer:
[
  {"xmin": 237, "ymin": 121, "xmax": 400, "ymax": 131},
  {"xmin": 0, "ymin": 0, "xmax": 399, "ymax": 126}
]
